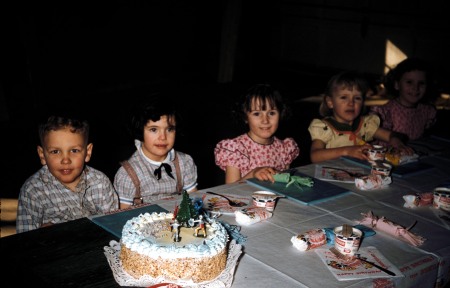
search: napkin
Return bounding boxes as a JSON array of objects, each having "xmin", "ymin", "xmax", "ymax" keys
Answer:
[
  {"xmin": 355, "ymin": 175, "xmax": 391, "ymax": 190},
  {"xmin": 235, "ymin": 207, "xmax": 272, "ymax": 225},
  {"xmin": 291, "ymin": 228, "xmax": 327, "ymax": 251},
  {"xmin": 403, "ymin": 192, "xmax": 433, "ymax": 208},
  {"xmin": 358, "ymin": 211, "xmax": 425, "ymax": 246},
  {"xmin": 273, "ymin": 173, "xmax": 314, "ymax": 189}
]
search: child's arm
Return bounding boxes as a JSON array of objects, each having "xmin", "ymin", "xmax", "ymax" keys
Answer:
[
  {"xmin": 310, "ymin": 139, "xmax": 371, "ymax": 163},
  {"xmin": 252, "ymin": 167, "xmax": 279, "ymax": 183},
  {"xmin": 225, "ymin": 166, "xmax": 243, "ymax": 183},
  {"xmin": 225, "ymin": 166, "xmax": 279, "ymax": 183}
]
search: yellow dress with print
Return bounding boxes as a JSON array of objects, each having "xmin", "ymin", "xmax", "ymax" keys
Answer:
[{"xmin": 308, "ymin": 115, "xmax": 380, "ymax": 148}]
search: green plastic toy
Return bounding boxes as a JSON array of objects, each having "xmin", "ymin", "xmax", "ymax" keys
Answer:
[{"xmin": 273, "ymin": 173, "xmax": 314, "ymax": 189}]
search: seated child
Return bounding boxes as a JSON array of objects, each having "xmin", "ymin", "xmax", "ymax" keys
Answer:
[
  {"xmin": 16, "ymin": 115, "xmax": 119, "ymax": 233},
  {"xmin": 114, "ymin": 96, "xmax": 198, "ymax": 209},
  {"xmin": 215, "ymin": 83, "xmax": 299, "ymax": 183},
  {"xmin": 308, "ymin": 71, "xmax": 414, "ymax": 163},
  {"xmin": 370, "ymin": 57, "xmax": 437, "ymax": 141}
]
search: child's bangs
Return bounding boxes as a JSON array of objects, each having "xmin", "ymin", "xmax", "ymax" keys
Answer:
[{"xmin": 250, "ymin": 95, "xmax": 277, "ymax": 111}]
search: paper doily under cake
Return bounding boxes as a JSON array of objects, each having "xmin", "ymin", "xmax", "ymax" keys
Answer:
[{"xmin": 104, "ymin": 239, "xmax": 242, "ymax": 287}]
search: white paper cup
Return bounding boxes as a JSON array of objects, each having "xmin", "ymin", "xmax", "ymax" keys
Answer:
[
  {"xmin": 367, "ymin": 145, "xmax": 386, "ymax": 162},
  {"xmin": 433, "ymin": 187, "xmax": 450, "ymax": 212},
  {"xmin": 334, "ymin": 226, "xmax": 362, "ymax": 257},
  {"xmin": 371, "ymin": 162, "xmax": 392, "ymax": 176},
  {"xmin": 252, "ymin": 191, "xmax": 278, "ymax": 212}
]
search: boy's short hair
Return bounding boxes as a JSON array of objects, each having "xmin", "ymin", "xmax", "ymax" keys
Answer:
[{"xmin": 39, "ymin": 115, "xmax": 90, "ymax": 146}]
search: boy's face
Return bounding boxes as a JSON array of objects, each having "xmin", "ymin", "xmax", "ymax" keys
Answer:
[
  {"xmin": 141, "ymin": 115, "xmax": 176, "ymax": 162},
  {"xmin": 37, "ymin": 128, "xmax": 92, "ymax": 191}
]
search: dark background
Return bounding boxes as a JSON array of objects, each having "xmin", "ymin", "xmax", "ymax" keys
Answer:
[{"xmin": 2, "ymin": 1, "xmax": 450, "ymax": 199}]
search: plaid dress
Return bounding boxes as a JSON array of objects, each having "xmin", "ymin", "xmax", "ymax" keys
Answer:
[{"xmin": 114, "ymin": 141, "xmax": 197, "ymax": 206}]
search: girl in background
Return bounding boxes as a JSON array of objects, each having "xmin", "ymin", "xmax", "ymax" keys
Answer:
[
  {"xmin": 308, "ymin": 71, "xmax": 413, "ymax": 163},
  {"xmin": 214, "ymin": 84, "xmax": 299, "ymax": 183},
  {"xmin": 370, "ymin": 57, "xmax": 437, "ymax": 141}
]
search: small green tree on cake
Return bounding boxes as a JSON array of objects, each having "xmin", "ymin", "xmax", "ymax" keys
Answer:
[{"xmin": 176, "ymin": 190, "xmax": 193, "ymax": 226}]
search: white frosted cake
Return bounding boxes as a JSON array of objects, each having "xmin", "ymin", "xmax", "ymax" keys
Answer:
[{"xmin": 119, "ymin": 212, "xmax": 229, "ymax": 283}]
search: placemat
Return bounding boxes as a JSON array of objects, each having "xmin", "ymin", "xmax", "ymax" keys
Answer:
[
  {"xmin": 315, "ymin": 246, "xmax": 403, "ymax": 281},
  {"xmin": 314, "ymin": 165, "xmax": 366, "ymax": 183},
  {"xmin": 409, "ymin": 136, "xmax": 450, "ymax": 154},
  {"xmin": 246, "ymin": 171, "xmax": 351, "ymax": 205},
  {"xmin": 89, "ymin": 204, "xmax": 168, "ymax": 238},
  {"xmin": 341, "ymin": 156, "xmax": 435, "ymax": 178},
  {"xmin": 202, "ymin": 193, "xmax": 252, "ymax": 215}
]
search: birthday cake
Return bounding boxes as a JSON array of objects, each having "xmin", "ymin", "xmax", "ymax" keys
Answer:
[{"xmin": 119, "ymin": 212, "xmax": 229, "ymax": 283}]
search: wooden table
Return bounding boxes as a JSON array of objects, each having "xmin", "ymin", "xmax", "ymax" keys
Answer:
[{"xmin": 1, "ymin": 218, "xmax": 121, "ymax": 288}]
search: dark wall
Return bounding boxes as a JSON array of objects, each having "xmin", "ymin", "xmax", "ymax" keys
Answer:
[
  {"xmin": 2, "ymin": 1, "xmax": 449, "ymax": 198},
  {"xmin": 3, "ymin": 1, "xmax": 227, "ymax": 198}
]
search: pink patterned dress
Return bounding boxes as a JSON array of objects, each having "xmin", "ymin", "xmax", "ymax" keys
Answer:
[
  {"xmin": 214, "ymin": 133, "xmax": 299, "ymax": 177},
  {"xmin": 370, "ymin": 100, "xmax": 437, "ymax": 140}
]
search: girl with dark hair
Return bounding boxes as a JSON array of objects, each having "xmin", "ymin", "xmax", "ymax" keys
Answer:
[
  {"xmin": 370, "ymin": 57, "xmax": 437, "ymax": 141},
  {"xmin": 114, "ymin": 96, "xmax": 197, "ymax": 209},
  {"xmin": 214, "ymin": 84, "xmax": 299, "ymax": 184}
]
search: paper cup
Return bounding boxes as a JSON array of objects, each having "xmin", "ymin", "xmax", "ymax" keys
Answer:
[
  {"xmin": 252, "ymin": 191, "xmax": 278, "ymax": 212},
  {"xmin": 333, "ymin": 226, "xmax": 362, "ymax": 257},
  {"xmin": 367, "ymin": 145, "xmax": 386, "ymax": 162},
  {"xmin": 433, "ymin": 187, "xmax": 450, "ymax": 212},
  {"xmin": 371, "ymin": 162, "xmax": 392, "ymax": 176}
]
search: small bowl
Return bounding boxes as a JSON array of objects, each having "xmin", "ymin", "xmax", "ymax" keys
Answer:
[
  {"xmin": 252, "ymin": 191, "xmax": 279, "ymax": 212},
  {"xmin": 433, "ymin": 187, "xmax": 450, "ymax": 211},
  {"xmin": 333, "ymin": 226, "xmax": 363, "ymax": 257},
  {"xmin": 367, "ymin": 145, "xmax": 386, "ymax": 162},
  {"xmin": 371, "ymin": 162, "xmax": 392, "ymax": 176}
]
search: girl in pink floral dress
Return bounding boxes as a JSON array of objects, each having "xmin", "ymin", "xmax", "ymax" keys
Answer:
[
  {"xmin": 370, "ymin": 57, "xmax": 437, "ymax": 142},
  {"xmin": 214, "ymin": 84, "xmax": 299, "ymax": 184}
]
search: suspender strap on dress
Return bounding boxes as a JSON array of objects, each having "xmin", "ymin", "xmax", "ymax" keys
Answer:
[
  {"xmin": 120, "ymin": 160, "xmax": 143, "ymax": 206},
  {"xmin": 120, "ymin": 151, "xmax": 183, "ymax": 206},
  {"xmin": 173, "ymin": 152, "xmax": 183, "ymax": 194}
]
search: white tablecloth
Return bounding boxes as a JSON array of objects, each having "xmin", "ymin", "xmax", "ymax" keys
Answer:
[{"xmin": 153, "ymin": 138, "xmax": 450, "ymax": 288}]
